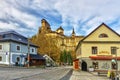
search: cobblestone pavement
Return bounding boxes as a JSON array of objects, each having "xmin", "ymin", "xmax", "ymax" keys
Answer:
[
  {"xmin": 69, "ymin": 70, "xmax": 109, "ymax": 80},
  {"xmin": 0, "ymin": 66, "xmax": 72, "ymax": 80}
]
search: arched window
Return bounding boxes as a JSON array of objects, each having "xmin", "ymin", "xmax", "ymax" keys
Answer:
[
  {"xmin": 16, "ymin": 57, "xmax": 20, "ymax": 62},
  {"xmin": 99, "ymin": 33, "xmax": 108, "ymax": 38}
]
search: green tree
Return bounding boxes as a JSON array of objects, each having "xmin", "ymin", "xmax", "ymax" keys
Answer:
[
  {"xmin": 60, "ymin": 52, "xmax": 64, "ymax": 65},
  {"xmin": 60, "ymin": 52, "xmax": 63, "ymax": 62},
  {"xmin": 60, "ymin": 50, "xmax": 73, "ymax": 65},
  {"xmin": 63, "ymin": 50, "xmax": 67, "ymax": 64},
  {"xmin": 67, "ymin": 51, "xmax": 73, "ymax": 65}
]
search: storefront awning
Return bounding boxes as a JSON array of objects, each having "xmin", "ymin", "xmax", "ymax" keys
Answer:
[
  {"xmin": 29, "ymin": 54, "xmax": 45, "ymax": 60},
  {"xmin": 89, "ymin": 56, "xmax": 120, "ymax": 60}
]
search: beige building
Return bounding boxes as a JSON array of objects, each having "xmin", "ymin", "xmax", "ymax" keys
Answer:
[
  {"xmin": 76, "ymin": 23, "xmax": 120, "ymax": 71},
  {"xmin": 37, "ymin": 19, "xmax": 84, "ymax": 58}
]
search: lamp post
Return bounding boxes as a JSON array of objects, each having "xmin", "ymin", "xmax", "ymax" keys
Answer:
[{"xmin": 115, "ymin": 47, "xmax": 119, "ymax": 80}]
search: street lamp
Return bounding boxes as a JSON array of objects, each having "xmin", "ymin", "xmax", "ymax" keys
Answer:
[
  {"xmin": 115, "ymin": 47, "xmax": 119, "ymax": 80},
  {"xmin": 111, "ymin": 47, "xmax": 119, "ymax": 80}
]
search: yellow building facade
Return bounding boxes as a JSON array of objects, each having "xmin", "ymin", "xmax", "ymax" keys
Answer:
[{"xmin": 76, "ymin": 23, "xmax": 120, "ymax": 71}]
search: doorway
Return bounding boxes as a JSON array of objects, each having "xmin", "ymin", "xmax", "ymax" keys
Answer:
[
  {"xmin": 81, "ymin": 61, "xmax": 87, "ymax": 71},
  {"xmin": 111, "ymin": 62, "xmax": 117, "ymax": 69}
]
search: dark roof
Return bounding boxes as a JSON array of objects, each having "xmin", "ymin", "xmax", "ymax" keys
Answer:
[
  {"xmin": 30, "ymin": 54, "xmax": 45, "ymax": 60},
  {"xmin": 0, "ymin": 30, "xmax": 37, "ymax": 47},
  {"xmin": 0, "ymin": 30, "xmax": 25, "ymax": 38},
  {"xmin": 56, "ymin": 26, "xmax": 64, "ymax": 31}
]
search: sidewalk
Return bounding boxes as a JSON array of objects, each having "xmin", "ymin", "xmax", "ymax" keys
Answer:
[
  {"xmin": 69, "ymin": 70, "xmax": 108, "ymax": 80},
  {"xmin": 0, "ymin": 64, "xmax": 29, "ymax": 69}
]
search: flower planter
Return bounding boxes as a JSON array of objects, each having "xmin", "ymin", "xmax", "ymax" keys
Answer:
[{"xmin": 89, "ymin": 68, "xmax": 94, "ymax": 71}]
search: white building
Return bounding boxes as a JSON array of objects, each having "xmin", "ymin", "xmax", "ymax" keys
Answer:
[{"xmin": 0, "ymin": 30, "xmax": 38, "ymax": 65}]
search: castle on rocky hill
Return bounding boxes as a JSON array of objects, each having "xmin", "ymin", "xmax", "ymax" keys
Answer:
[
  {"xmin": 38, "ymin": 19, "xmax": 84, "ymax": 50},
  {"xmin": 36, "ymin": 19, "xmax": 84, "ymax": 58}
]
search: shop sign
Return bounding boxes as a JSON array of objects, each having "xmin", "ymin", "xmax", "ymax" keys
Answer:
[{"xmin": 99, "ymin": 51, "xmax": 109, "ymax": 54}]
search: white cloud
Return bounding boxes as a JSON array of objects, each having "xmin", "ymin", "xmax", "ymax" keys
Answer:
[
  {"xmin": 0, "ymin": 22, "xmax": 17, "ymax": 30},
  {"xmin": 32, "ymin": 0, "xmax": 56, "ymax": 10},
  {"xmin": 0, "ymin": 0, "xmax": 120, "ymax": 37},
  {"xmin": 54, "ymin": 0, "xmax": 120, "ymax": 35},
  {"xmin": 0, "ymin": 22, "xmax": 33, "ymax": 37},
  {"xmin": 0, "ymin": 0, "xmax": 40, "ymax": 36},
  {"xmin": 11, "ymin": 7, "xmax": 37, "ymax": 28}
]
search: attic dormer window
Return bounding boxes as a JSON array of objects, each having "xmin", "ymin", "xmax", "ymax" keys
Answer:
[
  {"xmin": 2, "ymin": 35, "xmax": 5, "ymax": 38},
  {"xmin": 18, "ymin": 38, "xmax": 22, "ymax": 41},
  {"xmin": 99, "ymin": 33, "xmax": 108, "ymax": 38}
]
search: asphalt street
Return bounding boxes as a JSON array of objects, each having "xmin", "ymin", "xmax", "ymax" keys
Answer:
[
  {"xmin": 0, "ymin": 66, "xmax": 71, "ymax": 80},
  {"xmin": 0, "ymin": 66, "xmax": 111, "ymax": 80}
]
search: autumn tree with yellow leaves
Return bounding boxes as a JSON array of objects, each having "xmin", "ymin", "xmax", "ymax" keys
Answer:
[{"xmin": 30, "ymin": 33, "xmax": 60, "ymax": 62}]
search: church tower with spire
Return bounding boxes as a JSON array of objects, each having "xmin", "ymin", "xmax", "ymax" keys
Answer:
[{"xmin": 71, "ymin": 28, "xmax": 76, "ymax": 37}]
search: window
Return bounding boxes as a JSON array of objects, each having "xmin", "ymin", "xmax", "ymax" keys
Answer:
[
  {"xmin": 111, "ymin": 47, "xmax": 117, "ymax": 54},
  {"xmin": 2, "ymin": 35, "xmax": 6, "ymax": 38},
  {"xmin": 32, "ymin": 48, "xmax": 34, "ymax": 52},
  {"xmin": 2, "ymin": 34, "xmax": 10, "ymax": 38},
  {"xmin": 0, "ymin": 56, "xmax": 2, "ymax": 61},
  {"xmin": 92, "ymin": 47, "xmax": 97, "ymax": 54},
  {"xmin": 93, "ymin": 62, "xmax": 98, "ymax": 69},
  {"xmin": 16, "ymin": 57, "xmax": 20, "ymax": 62},
  {"xmin": 16, "ymin": 45, "xmax": 20, "ymax": 51},
  {"xmin": 99, "ymin": 33, "xmax": 108, "ymax": 38},
  {"xmin": 0, "ymin": 35, "xmax": 2, "ymax": 40},
  {"xmin": 0, "ymin": 45, "xmax": 2, "ymax": 50}
]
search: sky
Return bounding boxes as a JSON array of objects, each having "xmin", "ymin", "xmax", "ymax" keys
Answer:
[{"xmin": 0, "ymin": 0, "xmax": 120, "ymax": 37}]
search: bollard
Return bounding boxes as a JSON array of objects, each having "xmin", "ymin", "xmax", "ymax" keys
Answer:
[{"xmin": 107, "ymin": 70, "xmax": 111, "ymax": 78}]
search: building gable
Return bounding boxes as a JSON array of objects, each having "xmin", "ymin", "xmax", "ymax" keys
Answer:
[{"xmin": 82, "ymin": 23, "xmax": 120, "ymax": 42}]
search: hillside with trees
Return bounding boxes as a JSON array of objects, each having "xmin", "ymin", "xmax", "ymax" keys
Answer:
[
  {"xmin": 30, "ymin": 33, "xmax": 74, "ymax": 65},
  {"xmin": 30, "ymin": 19, "xmax": 81, "ymax": 65},
  {"xmin": 30, "ymin": 33, "xmax": 60, "ymax": 62}
]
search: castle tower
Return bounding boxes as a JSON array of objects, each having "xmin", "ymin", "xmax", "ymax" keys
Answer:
[
  {"xmin": 56, "ymin": 26, "xmax": 64, "ymax": 35},
  {"xmin": 39, "ymin": 19, "xmax": 51, "ymax": 33}
]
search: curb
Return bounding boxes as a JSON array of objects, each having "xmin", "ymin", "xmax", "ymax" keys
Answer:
[{"xmin": 60, "ymin": 69, "xmax": 73, "ymax": 80}]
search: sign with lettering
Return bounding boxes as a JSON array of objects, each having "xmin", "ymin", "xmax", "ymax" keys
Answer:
[{"xmin": 99, "ymin": 51, "xmax": 109, "ymax": 54}]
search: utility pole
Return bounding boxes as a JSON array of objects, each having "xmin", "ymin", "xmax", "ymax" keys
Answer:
[{"xmin": 27, "ymin": 36, "xmax": 30, "ymax": 68}]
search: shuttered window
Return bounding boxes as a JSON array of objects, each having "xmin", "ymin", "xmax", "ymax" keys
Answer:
[{"xmin": 92, "ymin": 47, "xmax": 97, "ymax": 54}]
